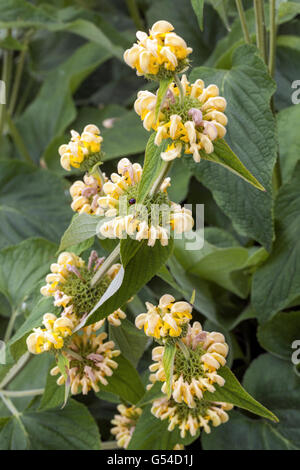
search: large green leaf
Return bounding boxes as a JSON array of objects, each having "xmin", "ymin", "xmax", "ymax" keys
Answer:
[
  {"xmin": 0, "ymin": 238, "xmax": 56, "ymax": 311},
  {"xmin": 189, "ymin": 45, "xmax": 277, "ymax": 249},
  {"xmin": 196, "ymin": 139, "xmax": 265, "ymax": 191},
  {"xmin": 59, "ymin": 214, "xmax": 101, "ymax": 252},
  {"xmin": 203, "ymin": 366, "xmax": 278, "ymax": 422},
  {"xmin": 190, "ymin": 0, "xmax": 205, "ymax": 30},
  {"xmin": 202, "ymin": 354, "xmax": 300, "ymax": 450},
  {"xmin": 0, "ymin": 160, "xmax": 71, "ymax": 248},
  {"xmin": 257, "ymin": 311, "xmax": 300, "ymax": 361},
  {"xmin": 16, "ymin": 42, "xmax": 111, "ymax": 163},
  {"xmin": 252, "ymin": 164, "xmax": 300, "ymax": 322},
  {"xmin": 0, "ymin": 399, "xmax": 101, "ymax": 450},
  {"xmin": 87, "ymin": 239, "xmax": 174, "ymax": 324},
  {"xmin": 277, "ymin": 2, "xmax": 300, "ymax": 24},
  {"xmin": 97, "ymin": 355, "xmax": 145, "ymax": 405},
  {"xmin": 0, "ymin": 0, "xmax": 123, "ymax": 57},
  {"xmin": 173, "ymin": 231, "xmax": 252, "ymax": 298}
]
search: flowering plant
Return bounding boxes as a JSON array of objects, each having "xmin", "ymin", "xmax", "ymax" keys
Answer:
[{"xmin": 0, "ymin": 0, "xmax": 299, "ymax": 452}]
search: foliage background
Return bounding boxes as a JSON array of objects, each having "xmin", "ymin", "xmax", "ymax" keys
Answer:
[{"xmin": 0, "ymin": 0, "xmax": 300, "ymax": 450}]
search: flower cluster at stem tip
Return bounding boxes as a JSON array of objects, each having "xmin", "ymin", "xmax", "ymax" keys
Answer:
[
  {"xmin": 59, "ymin": 124, "xmax": 103, "ymax": 171},
  {"xmin": 98, "ymin": 158, "xmax": 194, "ymax": 246},
  {"xmin": 123, "ymin": 20, "xmax": 192, "ymax": 80},
  {"xmin": 26, "ymin": 249, "xmax": 126, "ymax": 356},
  {"xmin": 135, "ymin": 75, "xmax": 227, "ymax": 162},
  {"xmin": 135, "ymin": 293, "xmax": 233, "ymax": 438}
]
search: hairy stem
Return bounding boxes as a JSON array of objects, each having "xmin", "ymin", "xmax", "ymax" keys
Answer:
[
  {"xmin": 268, "ymin": 0, "xmax": 277, "ymax": 77},
  {"xmin": 235, "ymin": 0, "xmax": 251, "ymax": 43},
  {"xmin": 8, "ymin": 44, "xmax": 28, "ymax": 116},
  {"xmin": 174, "ymin": 74, "xmax": 184, "ymax": 104},
  {"xmin": 126, "ymin": 0, "xmax": 144, "ymax": 31},
  {"xmin": 5, "ymin": 108, "xmax": 35, "ymax": 164},
  {"xmin": 0, "ymin": 31, "xmax": 13, "ymax": 139},
  {"xmin": 90, "ymin": 243, "xmax": 120, "ymax": 288},
  {"xmin": 0, "ymin": 353, "xmax": 31, "ymax": 390},
  {"xmin": 4, "ymin": 309, "xmax": 19, "ymax": 342},
  {"xmin": 254, "ymin": 0, "xmax": 267, "ymax": 63},
  {"xmin": 0, "ymin": 388, "xmax": 44, "ymax": 397}
]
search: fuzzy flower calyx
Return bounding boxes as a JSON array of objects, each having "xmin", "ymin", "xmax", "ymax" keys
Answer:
[
  {"xmin": 134, "ymin": 75, "xmax": 227, "ymax": 162},
  {"xmin": 98, "ymin": 158, "xmax": 194, "ymax": 246}
]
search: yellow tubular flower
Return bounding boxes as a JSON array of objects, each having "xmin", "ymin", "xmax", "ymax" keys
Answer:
[
  {"xmin": 59, "ymin": 124, "xmax": 103, "ymax": 171},
  {"xmin": 147, "ymin": 321, "xmax": 229, "ymax": 407},
  {"xmin": 135, "ymin": 294, "xmax": 192, "ymax": 341},
  {"xmin": 111, "ymin": 404, "xmax": 142, "ymax": 449},
  {"xmin": 123, "ymin": 21, "xmax": 192, "ymax": 80},
  {"xmin": 151, "ymin": 396, "xmax": 233, "ymax": 438},
  {"xmin": 50, "ymin": 330, "xmax": 120, "ymax": 395},
  {"xmin": 70, "ymin": 173, "xmax": 107, "ymax": 216},
  {"xmin": 134, "ymin": 75, "xmax": 227, "ymax": 161},
  {"xmin": 98, "ymin": 158, "xmax": 193, "ymax": 246},
  {"xmin": 26, "ymin": 312, "xmax": 76, "ymax": 354}
]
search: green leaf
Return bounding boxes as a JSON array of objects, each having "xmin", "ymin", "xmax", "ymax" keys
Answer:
[
  {"xmin": 39, "ymin": 365, "xmax": 65, "ymax": 411},
  {"xmin": 0, "ymin": 36, "xmax": 25, "ymax": 50},
  {"xmin": 136, "ymin": 382, "xmax": 165, "ymax": 408},
  {"xmin": 257, "ymin": 311, "xmax": 300, "ymax": 361},
  {"xmin": 0, "ymin": 0, "xmax": 122, "ymax": 58},
  {"xmin": 9, "ymin": 297, "xmax": 54, "ymax": 360},
  {"xmin": 197, "ymin": 139, "xmax": 265, "ymax": 191},
  {"xmin": 203, "ymin": 366, "xmax": 278, "ymax": 422},
  {"xmin": 277, "ymin": 2, "xmax": 300, "ymax": 25},
  {"xmin": 0, "ymin": 399, "xmax": 101, "ymax": 450},
  {"xmin": 155, "ymin": 79, "xmax": 173, "ymax": 119},
  {"xmin": 137, "ymin": 133, "xmax": 168, "ymax": 204},
  {"xmin": 97, "ymin": 355, "xmax": 145, "ymax": 405},
  {"xmin": 87, "ymin": 239, "xmax": 174, "ymax": 323},
  {"xmin": 173, "ymin": 231, "xmax": 251, "ymax": 298},
  {"xmin": 190, "ymin": 0, "xmax": 204, "ymax": 30},
  {"xmin": 16, "ymin": 42, "xmax": 111, "ymax": 163},
  {"xmin": 203, "ymin": 354, "xmax": 300, "ymax": 450},
  {"xmin": 0, "ymin": 238, "xmax": 57, "ymax": 310},
  {"xmin": 252, "ymin": 164, "xmax": 300, "ymax": 322},
  {"xmin": 278, "ymin": 104, "xmax": 300, "ymax": 183},
  {"xmin": 189, "ymin": 44, "xmax": 277, "ymax": 250},
  {"xmin": 163, "ymin": 343, "xmax": 176, "ymax": 398},
  {"xmin": 0, "ymin": 160, "xmax": 71, "ymax": 249},
  {"xmin": 167, "ymin": 159, "xmax": 192, "ymax": 203},
  {"xmin": 58, "ymin": 214, "xmax": 101, "ymax": 253},
  {"xmin": 109, "ymin": 319, "xmax": 148, "ymax": 367}
]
